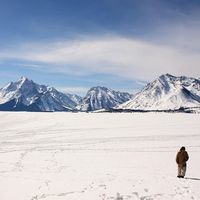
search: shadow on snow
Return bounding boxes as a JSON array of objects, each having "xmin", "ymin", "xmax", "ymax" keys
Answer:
[{"xmin": 185, "ymin": 177, "xmax": 200, "ymax": 181}]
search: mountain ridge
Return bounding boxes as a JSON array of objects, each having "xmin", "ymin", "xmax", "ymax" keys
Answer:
[{"xmin": 0, "ymin": 74, "xmax": 200, "ymax": 112}]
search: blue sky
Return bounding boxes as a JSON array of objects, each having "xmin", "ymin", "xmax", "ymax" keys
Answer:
[{"xmin": 0, "ymin": 0, "xmax": 200, "ymax": 96}]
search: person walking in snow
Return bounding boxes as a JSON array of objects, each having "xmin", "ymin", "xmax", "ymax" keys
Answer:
[{"xmin": 176, "ymin": 146, "xmax": 189, "ymax": 178}]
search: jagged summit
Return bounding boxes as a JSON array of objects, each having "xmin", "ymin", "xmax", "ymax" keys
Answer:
[
  {"xmin": 19, "ymin": 76, "xmax": 29, "ymax": 82},
  {"xmin": 89, "ymin": 86, "xmax": 110, "ymax": 91},
  {"xmin": 17, "ymin": 76, "xmax": 32, "ymax": 86},
  {"xmin": 159, "ymin": 73, "xmax": 173, "ymax": 78}
]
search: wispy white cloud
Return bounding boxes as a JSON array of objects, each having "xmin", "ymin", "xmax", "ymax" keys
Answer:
[
  {"xmin": 135, "ymin": 80, "xmax": 147, "ymax": 86},
  {"xmin": 55, "ymin": 86, "xmax": 89, "ymax": 96},
  {"xmin": 12, "ymin": 63, "xmax": 42, "ymax": 69},
  {"xmin": 1, "ymin": 29, "xmax": 200, "ymax": 81}
]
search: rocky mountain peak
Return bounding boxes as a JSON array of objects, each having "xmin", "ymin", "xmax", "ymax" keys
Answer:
[{"xmin": 118, "ymin": 74, "xmax": 200, "ymax": 111}]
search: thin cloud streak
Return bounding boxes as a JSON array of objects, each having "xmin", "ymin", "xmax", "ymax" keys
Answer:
[
  {"xmin": 1, "ymin": 34, "xmax": 199, "ymax": 81},
  {"xmin": 56, "ymin": 86, "xmax": 89, "ymax": 96}
]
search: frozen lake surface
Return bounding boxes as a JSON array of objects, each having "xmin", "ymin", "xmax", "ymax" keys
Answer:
[{"xmin": 0, "ymin": 112, "xmax": 200, "ymax": 200}]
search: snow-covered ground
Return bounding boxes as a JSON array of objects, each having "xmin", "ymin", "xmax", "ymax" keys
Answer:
[{"xmin": 0, "ymin": 112, "xmax": 200, "ymax": 200}]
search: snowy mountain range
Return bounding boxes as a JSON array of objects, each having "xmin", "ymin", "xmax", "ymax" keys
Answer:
[
  {"xmin": 0, "ymin": 77, "xmax": 81, "ymax": 111},
  {"xmin": 77, "ymin": 86, "xmax": 132, "ymax": 111},
  {"xmin": 0, "ymin": 74, "xmax": 200, "ymax": 112},
  {"xmin": 118, "ymin": 74, "xmax": 200, "ymax": 111}
]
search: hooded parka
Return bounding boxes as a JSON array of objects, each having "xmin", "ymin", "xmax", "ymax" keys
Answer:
[{"xmin": 176, "ymin": 148, "xmax": 189, "ymax": 167}]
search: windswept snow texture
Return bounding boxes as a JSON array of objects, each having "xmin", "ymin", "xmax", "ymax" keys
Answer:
[
  {"xmin": 78, "ymin": 86, "xmax": 132, "ymax": 111},
  {"xmin": 0, "ymin": 77, "xmax": 81, "ymax": 111},
  {"xmin": 119, "ymin": 74, "xmax": 200, "ymax": 110},
  {"xmin": 0, "ymin": 112, "xmax": 200, "ymax": 200}
]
